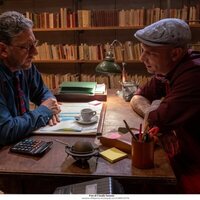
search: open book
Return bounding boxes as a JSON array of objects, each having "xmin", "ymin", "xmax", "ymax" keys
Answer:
[{"xmin": 33, "ymin": 102, "xmax": 105, "ymax": 136}]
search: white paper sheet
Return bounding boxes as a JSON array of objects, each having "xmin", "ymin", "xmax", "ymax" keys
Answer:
[{"xmin": 33, "ymin": 102, "xmax": 103, "ymax": 135}]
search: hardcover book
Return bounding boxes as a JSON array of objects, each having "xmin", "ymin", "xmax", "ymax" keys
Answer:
[
  {"xmin": 60, "ymin": 81, "xmax": 97, "ymax": 94},
  {"xmin": 99, "ymin": 132, "xmax": 132, "ymax": 153}
]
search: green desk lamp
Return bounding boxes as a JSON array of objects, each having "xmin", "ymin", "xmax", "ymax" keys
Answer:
[
  {"xmin": 96, "ymin": 40, "xmax": 125, "ymax": 79},
  {"xmin": 96, "ymin": 40, "xmax": 137, "ymax": 101},
  {"xmin": 96, "ymin": 51, "xmax": 122, "ymax": 74}
]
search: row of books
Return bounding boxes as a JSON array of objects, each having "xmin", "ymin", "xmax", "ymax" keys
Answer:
[
  {"xmin": 120, "ymin": 6, "xmax": 200, "ymax": 26},
  {"xmin": 24, "ymin": 5, "xmax": 200, "ymax": 29},
  {"xmin": 77, "ymin": 10, "xmax": 119, "ymax": 27},
  {"xmin": 25, "ymin": 8, "xmax": 118, "ymax": 28},
  {"xmin": 34, "ymin": 42, "xmax": 142, "ymax": 61},
  {"xmin": 34, "ymin": 41, "xmax": 200, "ymax": 62},
  {"xmin": 41, "ymin": 73, "xmax": 150, "ymax": 90},
  {"xmin": 191, "ymin": 43, "xmax": 200, "ymax": 50}
]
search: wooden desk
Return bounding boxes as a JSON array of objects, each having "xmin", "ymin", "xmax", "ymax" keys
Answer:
[{"xmin": 0, "ymin": 90, "xmax": 176, "ymax": 194}]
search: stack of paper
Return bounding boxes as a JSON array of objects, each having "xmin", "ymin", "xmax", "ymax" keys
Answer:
[{"xmin": 95, "ymin": 83, "xmax": 106, "ymax": 94}]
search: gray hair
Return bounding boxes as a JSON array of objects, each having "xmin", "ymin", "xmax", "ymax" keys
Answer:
[{"xmin": 0, "ymin": 11, "xmax": 33, "ymax": 44}]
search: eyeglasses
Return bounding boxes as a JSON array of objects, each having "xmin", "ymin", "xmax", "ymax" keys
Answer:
[{"xmin": 9, "ymin": 39, "xmax": 39, "ymax": 52}]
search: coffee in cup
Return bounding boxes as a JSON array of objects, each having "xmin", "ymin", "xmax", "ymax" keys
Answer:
[{"xmin": 81, "ymin": 108, "xmax": 97, "ymax": 122}]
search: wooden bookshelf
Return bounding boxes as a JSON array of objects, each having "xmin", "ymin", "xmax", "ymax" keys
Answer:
[
  {"xmin": 33, "ymin": 26, "xmax": 144, "ymax": 32},
  {"xmin": 1, "ymin": 0, "xmax": 200, "ymax": 90},
  {"xmin": 33, "ymin": 60, "xmax": 142, "ymax": 64}
]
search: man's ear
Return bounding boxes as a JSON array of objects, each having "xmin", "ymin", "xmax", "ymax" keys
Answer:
[
  {"xmin": 171, "ymin": 47, "xmax": 184, "ymax": 62},
  {"xmin": 0, "ymin": 42, "xmax": 8, "ymax": 58}
]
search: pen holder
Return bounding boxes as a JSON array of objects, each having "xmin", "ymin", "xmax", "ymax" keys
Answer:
[{"xmin": 131, "ymin": 138, "xmax": 154, "ymax": 169}]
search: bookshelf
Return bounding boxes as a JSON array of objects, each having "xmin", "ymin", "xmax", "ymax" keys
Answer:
[{"xmin": 1, "ymin": 0, "xmax": 200, "ymax": 90}]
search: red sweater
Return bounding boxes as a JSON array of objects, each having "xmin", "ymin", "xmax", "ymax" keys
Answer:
[{"xmin": 136, "ymin": 50, "xmax": 200, "ymax": 193}]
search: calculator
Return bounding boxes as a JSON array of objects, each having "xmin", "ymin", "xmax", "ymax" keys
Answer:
[{"xmin": 10, "ymin": 138, "xmax": 53, "ymax": 156}]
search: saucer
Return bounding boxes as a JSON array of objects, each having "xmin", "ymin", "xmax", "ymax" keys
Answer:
[{"xmin": 76, "ymin": 116, "xmax": 98, "ymax": 125}]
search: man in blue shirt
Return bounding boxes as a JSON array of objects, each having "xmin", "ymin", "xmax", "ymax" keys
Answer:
[{"xmin": 0, "ymin": 11, "xmax": 61, "ymax": 145}]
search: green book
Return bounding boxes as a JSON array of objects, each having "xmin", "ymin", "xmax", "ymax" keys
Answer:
[{"xmin": 59, "ymin": 81, "xmax": 97, "ymax": 94}]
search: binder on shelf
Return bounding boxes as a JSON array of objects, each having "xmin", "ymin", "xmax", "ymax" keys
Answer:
[{"xmin": 60, "ymin": 81, "xmax": 97, "ymax": 95}]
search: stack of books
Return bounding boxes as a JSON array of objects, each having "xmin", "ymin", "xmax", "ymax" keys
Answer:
[{"xmin": 55, "ymin": 81, "xmax": 107, "ymax": 102}]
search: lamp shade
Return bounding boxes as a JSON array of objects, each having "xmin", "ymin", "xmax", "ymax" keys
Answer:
[{"xmin": 96, "ymin": 51, "xmax": 121, "ymax": 74}]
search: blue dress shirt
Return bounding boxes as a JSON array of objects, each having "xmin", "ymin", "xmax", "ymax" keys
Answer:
[{"xmin": 0, "ymin": 62, "xmax": 55, "ymax": 145}]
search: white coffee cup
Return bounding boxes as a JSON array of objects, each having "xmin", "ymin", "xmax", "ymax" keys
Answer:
[{"xmin": 81, "ymin": 108, "xmax": 97, "ymax": 122}]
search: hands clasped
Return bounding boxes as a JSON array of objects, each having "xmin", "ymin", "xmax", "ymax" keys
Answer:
[{"xmin": 41, "ymin": 98, "xmax": 61, "ymax": 125}]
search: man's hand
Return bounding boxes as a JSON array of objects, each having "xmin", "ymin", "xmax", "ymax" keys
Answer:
[
  {"xmin": 41, "ymin": 98, "xmax": 61, "ymax": 115},
  {"xmin": 48, "ymin": 114, "xmax": 60, "ymax": 126},
  {"xmin": 148, "ymin": 126, "xmax": 160, "ymax": 143},
  {"xmin": 130, "ymin": 95, "xmax": 151, "ymax": 117},
  {"xmin": 159, "ymin": 130, "xmax": 180, "ymax": 158},
  {"xmin": 41, "ymin": 98, "xmax": 61, "ymax": 126}
]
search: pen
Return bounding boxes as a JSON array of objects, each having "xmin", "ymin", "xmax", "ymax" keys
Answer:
[
  {"xmin": 142, "ymin": 122, "xmax": 150, "ymax": 142},
  {"xmin": 139, "ymin": 123, "xmax": 142, "ymax": 142},
  {"xmin": 55, "ymin": 139, "xmax": 69, "ymax": 146},
  {"xmin": 123, "ymin": 120, "xmax": 138, "ymax": 142}
]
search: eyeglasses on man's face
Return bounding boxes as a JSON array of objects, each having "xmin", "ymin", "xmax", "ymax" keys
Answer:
[{"xmin": 9, "ymin": 39, "xmax": 39, "ymax": 52}]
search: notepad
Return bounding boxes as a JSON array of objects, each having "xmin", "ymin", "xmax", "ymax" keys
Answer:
[{"xmin": 100, "ymin": 147, "xmax": 128, "ymax": 163}]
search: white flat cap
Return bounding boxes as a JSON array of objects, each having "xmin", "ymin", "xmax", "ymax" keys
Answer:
[{"xmin": 134, "ymin": 18, "xmax": 191, "ymax": 46}]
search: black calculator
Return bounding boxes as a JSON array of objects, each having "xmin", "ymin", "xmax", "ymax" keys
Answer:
[{"xmin": 10, "ymin": 138, "xmax": 53, "ymax": 156}]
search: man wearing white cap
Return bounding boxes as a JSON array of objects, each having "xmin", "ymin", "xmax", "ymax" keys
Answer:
[{"xmin": 131, "ymin": 18, "xmax": 200, "ymax": 193}]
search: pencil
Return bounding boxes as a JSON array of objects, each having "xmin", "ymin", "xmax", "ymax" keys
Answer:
[
  {"xmin": 55, "ymin": 139, "xmax": 69, "ymax": 146},
  {"xmin": 123, "ymin": 120, "xmax": 138, "ymax": 142},
  {"xmin": 139, "ymin": 123, "xmax": 142, "ymax": 142}
]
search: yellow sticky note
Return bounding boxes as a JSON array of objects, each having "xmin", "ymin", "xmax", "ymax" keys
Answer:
[{"xmin": 100, "ymin": 147, "xmax": 128, "ymax": 163}]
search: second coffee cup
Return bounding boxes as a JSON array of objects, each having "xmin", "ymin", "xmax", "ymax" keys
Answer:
[{"xmin": 81, "ymin": 108, "xmax": 97, "ymax": 122}]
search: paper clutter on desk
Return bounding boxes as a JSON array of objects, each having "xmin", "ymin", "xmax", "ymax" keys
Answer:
[{"xmin": 88, "ymin": 100, "xmax": 102, "ymax": 106}]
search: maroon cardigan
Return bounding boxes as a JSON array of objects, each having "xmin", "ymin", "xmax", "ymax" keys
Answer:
[{"xmin": 136, "ymin": 50, "xmax": 200, "ymax": 193}]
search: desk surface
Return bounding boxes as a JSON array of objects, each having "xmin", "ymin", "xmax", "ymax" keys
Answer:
[{"xmin": 0, "ymin": 90, "xmax": 176, "ymax": 193}]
